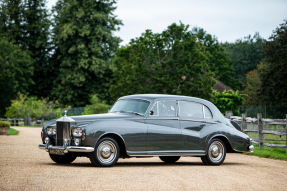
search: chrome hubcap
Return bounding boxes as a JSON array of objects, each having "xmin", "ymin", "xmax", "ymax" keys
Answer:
[
  {"xmin": 208, "ymin": 141, "xmax": 224, "ymax": 162},
  {"xmin": 97, "ymin": 141, "xmax": 117, "ymax": 164}
]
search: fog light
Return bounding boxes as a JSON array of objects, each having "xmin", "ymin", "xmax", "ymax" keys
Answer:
[
  {"xmin": 45, "ymin": 137, "xmax": 49, "ymax": 144},
  {"xmin": 74, "ymin": 138, "xmax": 80, "ymax": 146}
]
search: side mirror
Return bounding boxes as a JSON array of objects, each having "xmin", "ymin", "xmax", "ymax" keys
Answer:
[{"xmin": 149, "ymin": 110, "xmax": 154, "ymax": 115}]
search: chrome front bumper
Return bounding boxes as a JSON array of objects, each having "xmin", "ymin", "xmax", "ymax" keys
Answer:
[{"xmin": 38, "ymin": 144, "xmax": 94, "ymax": 153}]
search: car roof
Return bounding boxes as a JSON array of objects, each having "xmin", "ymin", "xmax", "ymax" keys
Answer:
[
  {"xmin": 119, "ymin": 94, "xmax": 230, "ymax": 125},
  {"xmin": 119, "ymin": 94, "xmax": 207, "ymax": 102}
]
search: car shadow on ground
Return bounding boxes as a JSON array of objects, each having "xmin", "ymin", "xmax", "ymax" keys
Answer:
[{"xmin": 39, "ymin": 161, "xmax": 244, "ymax": 168}]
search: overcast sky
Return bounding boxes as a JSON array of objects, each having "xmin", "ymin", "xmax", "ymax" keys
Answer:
[{"xmin": 46, "ymin": 0, "xmax": 287, "ymax": 46}]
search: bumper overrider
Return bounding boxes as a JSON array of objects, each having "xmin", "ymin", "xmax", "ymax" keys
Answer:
[{"xmin": 243, "ymin": 145, "xmax": 254, "ymax": 153}]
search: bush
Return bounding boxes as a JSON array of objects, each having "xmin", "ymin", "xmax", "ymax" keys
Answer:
[
  {"xmin": 5, "ymin": 92, "xmax": 58, "ymax": 120},
  {"xmin": 212, "ymin": 90, "xmax": 245, "ymax": 116},
  {"xmin": 0, "ymin": 121, "xmax": 10, "ymax": 127}
]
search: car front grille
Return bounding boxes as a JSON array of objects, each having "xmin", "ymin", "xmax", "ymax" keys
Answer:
[{"xmin": 56, "ymin": 121, "xmax": 71, "ymax": 146}]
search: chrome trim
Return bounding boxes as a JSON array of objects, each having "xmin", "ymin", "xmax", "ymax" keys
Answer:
[
  {"xmin": 97, "ymin": 140, "xmax": 117, "ymax": 164},
  {"xmin": 110, "ymin": 98, "xmax": 152, "ymax": 116},
  {"xmin": 129, "ymin": 154, "xmax": 205, "ymax": 157},
  {"xmin": 180, "ymin": 119, "xmax": 206, "ymax": 123},
  {"xmin": 203, "ymin": 104, "xmax": 213, "ymax": 119},
  {"xmin": 206, "ymin": 121, "xmax": 219, "ymax": 124},
  {"xmin": 148, "ymin": 100, "xmax": 177, "ymax": 117},
  {"xmin": 249, "ymin": 145, "xmax": 254, "ymax": 151},
  {"xmin": 202, "ymin": 104, "xmax": 205, "ymax": 118},
  {"xmin": 38, "ymin": 144, "xmax": 94, "ymax": 153},
  {"xmin": 208, "ymin": 141, "xmax": 224, "ymax": 162},
  {"xmin": 127, "ymin": 150, "xmax": 205, "ymax": 156},
  {"xmin": 145, "ymin": 118, "xmax": 179, "ymax": 120}
]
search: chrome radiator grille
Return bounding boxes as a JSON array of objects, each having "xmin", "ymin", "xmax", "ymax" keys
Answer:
[{"xmin": 56, "ymin": 121, "xmax": 71, "ymax": 146}]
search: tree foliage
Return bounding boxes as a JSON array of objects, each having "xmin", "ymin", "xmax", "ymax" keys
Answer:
[
  {"xmin": 192, "ymin": 27, "xmax": 240, "ymax": 90},
  {"xmin": 258, "ymin": 20, "xmax": 287, "ymax": 106},
  {"xmin": 213, "ymin": 90, "xmax": 245, "ymax": 116},
  {"xmin": 0, "ymin": 0, "xmax": 52, "ymax": 117},
  {"xmin": 51, "ymin": 0, "xmax": 122, "ymax": 107},
  {"xmin": 110, "ymin": 23, "xmax": 216, "ymax": 101},
  {"xmin": 22, "ymin": 0, "xmax": 52, "ymax": 98},
  {"xmin": 82, "ymin": 95, "xmax": 110, "ymax": 115},
  {"xmin": 0, "ymin": 38, "xmax": 34, "ymax": 117},
  {"xmin": 222, "ymin": 32, "xmax": 266, "ymax": 84},
  {"xmin": 241, "ymin": 62, "xmax": 268, "ymax": 106}
]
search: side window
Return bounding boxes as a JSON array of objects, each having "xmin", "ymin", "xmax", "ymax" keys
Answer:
[
  {"xmin": 203, "ymin": 105, "xmax": 213, "ymax": 119},
  {"xmin": 150, "ymin": 101, "xmax": 176, "ymax": 116},
  {"xmin": 179, "ymin": 101, "xmax": 203, "ymax": 118}
]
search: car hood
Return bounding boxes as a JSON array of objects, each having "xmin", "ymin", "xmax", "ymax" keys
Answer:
[{"xmin": 44, "ymin": 113, "xmax": 141, "ymax": 128}]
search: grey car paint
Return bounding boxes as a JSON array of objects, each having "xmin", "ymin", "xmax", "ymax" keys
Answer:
[{"xmin": 41, "ymin": 94, "xmax": 251, "ymax": 157}]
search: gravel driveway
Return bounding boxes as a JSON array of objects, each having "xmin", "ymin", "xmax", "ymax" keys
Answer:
[{"xmin": 1, "ymin": 127, "xmax": 287, "ymax": 190}]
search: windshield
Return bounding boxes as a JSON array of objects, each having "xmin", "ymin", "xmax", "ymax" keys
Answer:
[{"xmin": 110, "ymin": 99, "xmax": 150, "ymax": 115}]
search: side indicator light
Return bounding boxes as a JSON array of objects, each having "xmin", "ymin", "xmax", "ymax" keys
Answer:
[{"xmin": 41, "ymin": 131, "xmax": 43, "ymax": 138}]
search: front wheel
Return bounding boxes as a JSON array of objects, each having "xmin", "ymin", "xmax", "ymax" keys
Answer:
[
  {"xmin": 201, "ymin": 138, "xmax": 226, "ymax": 165},
  {"xmin": 159, "ymin": 156, "xmax": 181, "ymax": 163},
  {"xmin": 90, "ymin": 137, "xmax": 120, "ymax": 167},
  {"xmin": 49, "ymin": 153, "xmax": 76, "ymax": 164}
]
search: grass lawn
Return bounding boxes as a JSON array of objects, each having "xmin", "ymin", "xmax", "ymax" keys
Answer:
[
  {"xmin": 244, "ymin": 143, "xmax": 287, "ymax": 161},
  {"xmin": 7, "ymin": 128, "xmax": 19, "ymax": 136},
  {"xmin": 248, "ymin": 133, "xmax": 286, "ymax": 145}
]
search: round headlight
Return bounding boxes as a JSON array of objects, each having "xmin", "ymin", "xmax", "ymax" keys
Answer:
[
  {"xmin": 72, "ymin": 128, "xmax": 82, "ymax": 137},
  {"xmin": 47, "ymin": 126, "xmax": 56, "ymax": 136}
]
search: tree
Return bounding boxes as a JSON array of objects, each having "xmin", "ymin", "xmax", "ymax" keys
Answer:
[
  {"xmin": 222, "ymin": 32, "xmax": 266, "ymax": 84},
  {"xmin": 0, "ymin": 0, "xmax": 52, "ymax": 109},
  {"xmin": 0, "ymin": 39, "xmax": 34, "ymax": 117},
  {"xmin": 0, "ymin": 0, "xmax": 23, "ymax": 44},
  {"xmin": 22, "ymin": 0, "xmax": 52, "ymax": 98},
  {"xmin": 52, "ymin": 0, "xmax": 122, "ymax": 107},
  {"xmin": 110, "ymin": 23, "xmax": 216, "ymax": 101},
  {"xmin": 258, "ymin": 20, "xmax": 287, "ymax": 106},
  {"xmin": 192, "ymin": 27, "xmax": 240, "ymax": 90},
  {"xmin": 241, "ymin": 62, "xmax": 267, "ymax": 106}
]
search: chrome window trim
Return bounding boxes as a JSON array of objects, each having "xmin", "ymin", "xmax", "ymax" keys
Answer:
[
  {"xmin": 148, "ymin": 100, "xmax": 177, "ymax": 117},
  {"xmin": 203, "ymin": 105, "xmax": 213, "ymax": 119},
  {"xmin": 110, "ymin": 98, "xmax": 152, "ymax": 116},
  {"xmin": 178, "ymin": 101, "xmax": 204, "ymax": 119},
  {"xmin": 180, "ymin": 118, "xmax": 206, "ymax": 123}
]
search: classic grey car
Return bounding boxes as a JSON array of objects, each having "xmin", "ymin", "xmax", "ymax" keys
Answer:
[{"xmin": 39, "ymin": 94, "xmax": 254, "ymax": 167}]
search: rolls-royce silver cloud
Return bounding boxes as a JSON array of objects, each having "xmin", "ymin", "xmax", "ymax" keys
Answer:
[{"xmin": 39, "ymin": 94, "xmax": 254, "ymax": 167}]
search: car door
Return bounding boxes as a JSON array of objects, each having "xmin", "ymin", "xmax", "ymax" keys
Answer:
[
  {"xmin": 179, "ymin": 101, "xmax": 209, "ymax": 152},
  {"xmin": 145, "ymin": 100, "xmax": 182, "ymax": 154}
]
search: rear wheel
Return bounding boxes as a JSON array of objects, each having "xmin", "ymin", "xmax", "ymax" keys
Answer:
[
  {"xmin": 159, "ymin": 156, "xmax": 181, "ymax": 163},
  {"xmin": 90, "ymin": 137, "xmax": 120, "ymax": 167},
  {"xmin": 201, "ymin": 138, "xmax": 226, "ymax": 165},
  {"xmin": 49, "ymin": 153, "xmax": 76, "ymax": 164}
]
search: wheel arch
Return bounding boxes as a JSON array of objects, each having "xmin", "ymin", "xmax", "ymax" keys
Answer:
[
  {"xmin": 97, "ymin": 133, "xmax": 128, "ymax": 157},
  {"xmin": 208, "ymin": 135, "xmax": 234, "ymax": 153}
]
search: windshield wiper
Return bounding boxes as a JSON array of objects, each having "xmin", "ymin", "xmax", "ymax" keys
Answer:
[{"xmin": 112, "ymin": 110, "xmax": 143, "ymax": 116}]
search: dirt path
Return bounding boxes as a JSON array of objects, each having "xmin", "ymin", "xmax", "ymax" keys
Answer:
[{"xmin": 1, "ymin": 127, "xmax": 287, "ymax": 190}]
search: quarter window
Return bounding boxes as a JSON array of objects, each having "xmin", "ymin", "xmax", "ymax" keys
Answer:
[
  {"xmin": 150, "ymin": 101, "xmax": 176, "ymax": 116},
  {"xmin": 203, "ymin": 105, "xmax": 213, "ymax": 119},
  {"xmin": 179, "ymin": 101, "xmax": 203, "ymax": 118}
]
